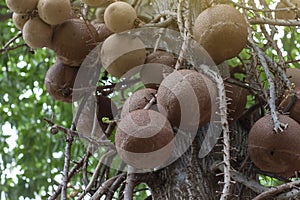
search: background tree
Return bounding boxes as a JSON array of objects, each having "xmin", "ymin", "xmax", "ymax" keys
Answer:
[{"xmin": 1, "ymin": 0, "xmax": 300, "ymax": 199}]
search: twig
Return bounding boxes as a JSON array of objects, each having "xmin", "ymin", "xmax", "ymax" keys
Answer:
[
  {"xmin": 0, "ymin": 44, "xmax": 27, "ymax": 54},
  {"xmin": 253, "ymin": 180, "xmax": 300, "ymax": 200},
  {"xmin": 48, "ymin": 156, "xmax": 86, "ymax": 200},
  {"xmin": 124, "ymin": 166, "xmax": 137, "ymax": 200},
  {"xmin": 105, "ymin": 174, "xmax": 126, "ymax": 200},
  {"xmin": 249, "ymin": 18, "xmax": 300, "ymax": 26}
]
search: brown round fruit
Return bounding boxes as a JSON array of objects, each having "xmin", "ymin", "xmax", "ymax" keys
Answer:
[
  {"xmin": 225, "ymin": 83, "xmax": 248, "ymax": 122},
  {"xmin": 44, "ymin": 59, "xmax": 79, "ymax": 103},
  {"xmin": 286, "ymin": 68, "xmax": 300, "ymax": 87},
  {"xmin": 81, "ymin": 0, "xmax": 105, "ymax": 7},
  {"xmin": 101, "ymin": 33, "xmax": 146, "ymax": 78},
  {"xmin": 12, "ymin": 12, "xmax": 29, "ymax": 30},
  {"xmin": 6, "ymin": 0, "xmax": 38, "ymax": 14},
  {"xmin": 92, "ymin": 23, "xmax": 113, "ymax": 42},
  {"xmin": 248, "ymin": 114, "xmax": 300, "ymax": 175},
  {"xmin": 193, "ymin": 4, "xmax": 248, "ymax": 64},
  {"xmin": 52, "ymin": 19, "xmax": 98, "ymax": 66},
  {"xmin": 104, "ymin": 1, "xmax": 137, "ymax": 33},
  {"xmin": 115, "ymin": 109, "xmax": 174, "ymax": 169},
  {"xmin": 22, "ymin": 17, "xmax": 53, "ymax": 48},
  {"xmin": 275, "ymin": 0, "xmax": 298, "ymax": 20},
  {"xmin": 37, "ymin": 0, "xmax": 72, "ymax": 25},
  {"xmin": 280, "ymin": 87, "xmax": 300, "ymax": 124},
  {"xmin": 157, "ymin": 69, "xmax": 216, "ymax": 130},
  {"xmin": 121, "ymin": 88, "xmax": 157, "ymax": 118},
  {"xmin": 140, "ymin": 51, "xmax": 177, "ymax": 89},
  {"xmin": 77, "ymin": 95, "xmax": 117, "ymax": 136}
]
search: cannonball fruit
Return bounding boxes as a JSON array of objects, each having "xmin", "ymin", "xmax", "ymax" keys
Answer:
[
  {"xmin": 275, "ymin": 0, "xmax": 299, "ymax": 20},
  {"xmin": 81, "ymin": 0, "xmax": 105, "ymax": 7},
  {"xmin": 12, "ymin": 13, "xmax": 29, "ymax": 30},
  {"xmin": 157, "ymin": 69, "xmax": 216, "ymax": 130},
  {"xmin": 280, "ymin": 87, "xmax": 300, "ymax": 124},
  {"xmin": 6, "ymin": 0, "xmax": 38, "ymax": 14},
  {"xmin": 121, "ymin": 88, "xmax": 157, "ymax": 118},
  {"xmin": 248, "ymin": 115, "xmax": 300, "ymax": 175},
  {"xmin": 104, "ymin": 1, "xmax": 137, "ymax": 33},
  {"xmin": 115, "ymin": 109, "xmax": 174, "ymax": 169},
  {"xmin": 52, "ymin": 19, "xmax": 98, "ymax": 66},
  {"xmin": 286, "ymin": 68, "xmax": 300, "ymax": 87},
  {"xmin": 140, "ymin": 51, "xmax": 177, "ymax": 89},
  {"xmin": 101, "ymin": 34, "xmax": 146, "ymax": 78},
  {"xmin": 193, "ymin": 4, "xmax": 248, "ymax": 64},
  {"xmin": 44, "ymin": 59, "xmax": 79, "ymax": 103},
  {"xmin": 37, "ymin": 0, "xmax": 72, "ymax": 25},
  {"xmin": 22, "ymin": 17, "xmax": 53, "ymax": 48},
  {"xmin": 225, "ymin": 83, "xmax": 248, "ymax": 122}
]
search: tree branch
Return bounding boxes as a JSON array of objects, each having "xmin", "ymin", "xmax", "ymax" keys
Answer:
[{"xmin": 249, "ymin": 18, "xmax": 300, "ymax": 26}]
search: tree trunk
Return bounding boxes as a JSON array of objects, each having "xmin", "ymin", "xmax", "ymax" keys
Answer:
[{"xmin": 145, "ymin": 114, "xmax": 260, "ymax": 200}]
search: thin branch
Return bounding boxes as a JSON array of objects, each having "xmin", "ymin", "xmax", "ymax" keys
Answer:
[
  {"xmin": 253, "ymin": 180, "xmax": 300, "ymax": 200},
  {"xmin": 0, "ymin": 44, "xmax": 27, "ymax": 54},
  {"xmin": 124, "ymin": 167, "xmax": 137, "ymax": 200},
  {"xmin": 249, "ymin": 18, "xmax": 300, "ymax": 26}
]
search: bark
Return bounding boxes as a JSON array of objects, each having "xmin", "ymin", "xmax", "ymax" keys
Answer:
[{"xmin": 145, "ymin": 111, "xmax": 261, "ymax": 200}]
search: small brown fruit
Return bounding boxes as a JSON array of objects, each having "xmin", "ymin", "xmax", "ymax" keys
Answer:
[
  {"xmin": 141, "ymin": 51, "xmax": 177, "ymax": 89},
  {"xmin": 6, "ymin": 0, "xmax": 38, "ymax": 14},
  {"xmin": 157, "ymin": 69, "xmax": 216, "ymax": 130},
  {"xmin": 52, "ymin": 19, "xmax": 98, "ymax": 66},
  {"xmin": 275, "ymin": 0, "xmax": 299, "ymax": 20},
  {"xmin": 286, "ymin": 68, "xmax": 300, "ymax": 87},
  {"xmin": 279, "ymin": 87, "xmax": 300, "ymax": 124},
  {"xmin": 121, "ymin": 88, "xmax": 157, "ymax": 118},
  {"xmin": 248, "ymin": 115, "xmax": 300, "ymax": 175},
  {"xmin": 225, "ymin": 83, "xmax": 248, "ymax": 122},
  {"xmin": 44, "ymin": 59, "xmax": 79, "ymax": 103},
  {"xmin": 37, "ymin": 0, "xmax": 72, "ymax": 25},
  {"xmin": 115, "ymin": 109, "xmax": 174, "ymax": 169},
  {"xmin": 12, "ymin": 12, "xmax": 29, "ymax": 30},
  {"xmin": 101, "ymin": 33, "xmax": 146, "ymax": 78},
  {"xmin": 22, "ymin": 17, "xmax": 53, "ymax": 48},
  {"xmin": 193, "ymin": 4, "xmax": 248, "ymax": 64},
  {"xmin": 104, "ymin": 1, "xmax": 137, "ymax": 33}
]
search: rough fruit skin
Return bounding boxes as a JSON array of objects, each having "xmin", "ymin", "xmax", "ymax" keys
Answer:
[
  {"xmin": 37, "ymin": 0, "xmax": 71, "ymax": 25},
  {"xmin": 6, "ymin": 0, "xmax": 38, "ymax": 14},
  {"xmin": 12, "ymin": 13, "xmax": 29, "ymax": 30},
  {"xmin": 115, "ymin": 109, "xmax": 174, "ymax": 169},
  {"xmin": 225, "ymin": 83, "xmax": 247, "ymax": 123},
  {"xmin": 101, "ymin": 34, "xmax": 146, "ymax": 78},
  {"xmin": 121, "ymin": 88, "xmax": 157, "ymax": 118},
  {"xmin": 193, "ymin": 4, "xmax": 248, "ymax": 64},
  {"xmin": 22, "ymin": 17, "xmax": 53, "ymax": 48},
  {"xmin": 141, "ymin": 51, "xmax": 177, "ymax": 89},
  {"xmin": 52, "ymin": 19, "xmax": 98, "ymax": 66},
  {"xmin": 157, "ymin": 69, "xmax": 216, "ymax": 130},
  {"xmin": 248, "ymin": 115, "xmax": 300, "ymax": 175},
  {"xmin": 104, "ymin": 1, "xmax": 137, "ymax": 33},
  {"xmin": 44, "ymin": 59, "xmax": 79, "ymax": 103}
]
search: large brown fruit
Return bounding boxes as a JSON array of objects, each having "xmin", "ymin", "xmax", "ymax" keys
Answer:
[
  {"xmin": 140, "ymin": 51, "xmax": 177, "ymax": 89},
  {"xmin": 37, "ymin": 0, "xmax": 72, "ymax": 25},
  {"xmin": 104, "ymin": 1, "xmax": 137, "ymax": 33},
  {"xmin": 6, "ymin": 0, "xmax": 38, "ymax": 14},
  {"xmin": 248, "ymin": 115, "xmax": 300, "ymax": 175},
  {"xmin": 22, "ymin": 17, "xmax": 53, "ymax": 48},
  {"xmin": 121, "ymin": 88, "xmax": 157, "ymax": 118},
  {"xmin": 101, "ymin": 33, "xmax": 146, "ymax": 78},
  {"xmin": 225, "ymin": 83, "xmax": 248, "ymax": 122},
  {"xmin": 77, "ymin": 95, "xmax": 117, "ymax": 136},
  {"xmin": 115, "ymin": 109, "xmax": 174, "ymax": 169},
  {"xmin": 157, "ymin": 69, "xmax": 216, "ymax": 130},
  {"xmin": 193, "ymin": 4, "xmax": 248, "ymax": 64},
  {"xmin": 52, "ymin": 19, "xmax": 98, "ymax": 66},
  {"xmin": 12, "ymin": 13, "xmax": 29, "ymax": 30},
  {"xmin": 286, "ymin": 68, "xmax": 300, "ymax": 87},
  {"xmin": 44, "ymin": 59, "xmax": 79, "ymax": 103}
]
